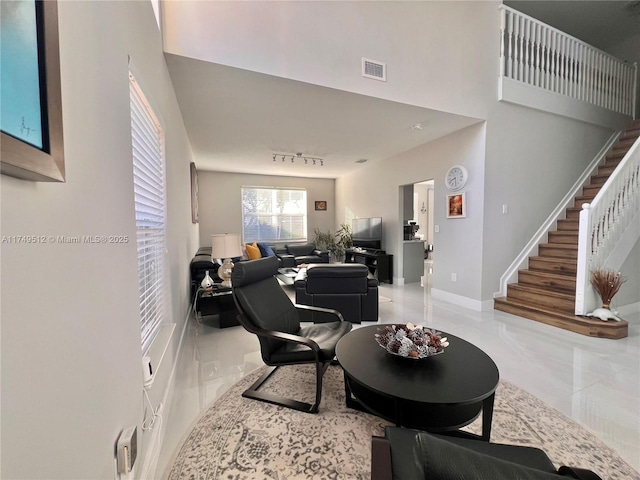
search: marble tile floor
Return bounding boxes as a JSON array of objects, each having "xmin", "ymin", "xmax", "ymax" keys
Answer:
[{"xmin": 157, "ymin": 277, "xmax": 640, "ymax": 477}]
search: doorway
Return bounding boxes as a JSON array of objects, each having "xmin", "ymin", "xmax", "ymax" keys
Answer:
[{"xmin": 400, "ymin": 180, "xmax": 434, "ymax": 286}]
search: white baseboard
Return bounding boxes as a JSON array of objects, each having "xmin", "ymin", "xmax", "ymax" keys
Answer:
[{"xmin": 430, "ymin": 289, "xmax": 494, "ymax": 311}]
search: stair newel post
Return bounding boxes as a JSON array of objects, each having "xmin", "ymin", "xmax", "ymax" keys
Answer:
[{"xmin": 575, "ymin": 203, "xmax": 593, "ymax": 315}]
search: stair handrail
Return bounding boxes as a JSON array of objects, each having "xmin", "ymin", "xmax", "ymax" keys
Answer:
[
  {"xmin": 499, "ymin": 5, "xmax": 638, "ymax": 118},
  {"xmin": 575, "ymin": 135, "xmax": 640, "ymax": 314},
  {"xmin": 495, "ymin": 132, "xmax": 620, "ymax": 299}
]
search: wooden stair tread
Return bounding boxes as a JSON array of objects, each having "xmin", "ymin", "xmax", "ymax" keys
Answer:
[
  {"xmin": 494, "ymin": 297, "xmax": 628, "ymax": 339},
  {"xmin": 556, "ymin": 219, "xmax": 578, "ymax": 231},
  {"xmin": 529, "ymin": 255, "xmax": 576, "ymax": 265},
  {"xmin": 517, "ymin": 270, "xmax": 576, "ymax": 293},
  {"xmin": 529, "ymin": 256, "xmax": 577, "ymax": 274},
  {"xmin": 508, "ymin": 282, "xmax": 575, "ymax": 299},
  {"xmin": 519, "ymin": 268, "xmax": 575, "ymax": 281}
]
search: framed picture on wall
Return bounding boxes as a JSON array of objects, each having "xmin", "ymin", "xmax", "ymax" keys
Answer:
[
  {"xmin": 315, "ymin": 201, "xmax": 327, "ymax": 211},
  {"xmin": 446, "ymin": 192, "xmax": 466, "ymax": 218},
  {"xmin": 0, "ymin": 0, "xmax": 65, "ymax": 182},
  {"xmin": 190, "ymin": 162, "xmax": 199, "ymax": 223}
]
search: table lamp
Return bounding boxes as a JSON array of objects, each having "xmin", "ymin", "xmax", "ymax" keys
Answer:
[{"xmin": 211, "ymin": 233, "xmax": 243, "ymax": 287}]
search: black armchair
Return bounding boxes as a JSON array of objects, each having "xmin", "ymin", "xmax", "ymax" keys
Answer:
[
  {"xmin": 295, "ymin": 263, "xmax": 379, "ymax": 323},
  {"xmin": 372, "ymin": 427, "xmax": 603, "ymax": 480},
  {"xmin": 231, "ymin": 256, "xmax": 352, "ymax": 413}
]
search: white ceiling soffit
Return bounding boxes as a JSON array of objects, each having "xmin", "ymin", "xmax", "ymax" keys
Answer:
[{"xmin": 164, "ymin": 53, "xmax": 481, "ymax": 179}]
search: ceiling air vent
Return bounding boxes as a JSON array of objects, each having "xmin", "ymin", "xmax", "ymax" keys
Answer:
[{"xmin": 362, "ymin": 58, "xmax": 386, "ymax": 82}]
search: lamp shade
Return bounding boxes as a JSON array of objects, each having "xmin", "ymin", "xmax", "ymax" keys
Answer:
[{"xmin": 211, "ymin": 233, "xmax": 243, "ymax": 259}]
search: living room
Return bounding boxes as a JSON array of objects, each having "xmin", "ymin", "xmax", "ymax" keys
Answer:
[{"xmin": 1, "ymin": 1, "xmax": 638, "ymax": 479}]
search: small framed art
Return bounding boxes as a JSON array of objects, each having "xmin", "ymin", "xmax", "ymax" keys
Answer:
[
  {"xmin": 315, "ymin": 201, "xmax": 327, "ymax": 211},
  {"xmin": 446, "ymin": 192, "xmax": 466, "ymax": 218}
]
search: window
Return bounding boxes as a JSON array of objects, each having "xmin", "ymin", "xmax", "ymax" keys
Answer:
[
  {"xmin": 130, "ymin": 72, "xmax": 166, "ymax": 353},
  {"xmin": 242, "ymin": 187, "xmax": 307, "ymax": 243}
]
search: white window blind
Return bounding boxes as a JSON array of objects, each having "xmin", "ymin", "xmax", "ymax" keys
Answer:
[
  {"xmin": 130, "ymin": 73, "xmax": 166, "ymax": 354},
  {"xmin": 242, "ymin": 187, "xmax": 307, "ymax": 243}
]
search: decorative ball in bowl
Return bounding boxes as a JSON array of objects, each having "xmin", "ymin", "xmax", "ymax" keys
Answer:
[{"xmin": 375, "ymin": 323, "xmax": 449, "ymax": 360}]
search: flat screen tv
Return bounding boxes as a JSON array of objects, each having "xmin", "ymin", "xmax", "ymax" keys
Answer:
[{"xmin": 352, "ymin": 217, "xmax": 382, "ymax": 250}]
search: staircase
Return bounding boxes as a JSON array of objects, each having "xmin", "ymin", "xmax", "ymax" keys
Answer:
[{"xmin": 494, "ymin": 120, "xmax": 640, "ymax": 339}]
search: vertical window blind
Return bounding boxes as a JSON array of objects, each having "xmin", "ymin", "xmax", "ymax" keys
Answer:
[
  {"xmin": 241, "ymin": 187, "xmax": 307, "ymax": 243},
  {"xmin": 130, "ymin": 72, "xmax": 166, "ymax": 354}
]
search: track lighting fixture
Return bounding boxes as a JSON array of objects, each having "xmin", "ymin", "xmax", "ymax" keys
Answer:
[{"xmin": 271, "ymin": 152, "xmax": 324, "ymax": 166}]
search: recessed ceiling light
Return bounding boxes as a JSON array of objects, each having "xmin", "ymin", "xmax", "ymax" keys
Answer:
[
  {"xmin": 411, "ymin": 123, "xmax": 424, "ymax": 131},
  {"xmin": 355, "ymin": 159, "xmax": 368, "ymax": 164}
]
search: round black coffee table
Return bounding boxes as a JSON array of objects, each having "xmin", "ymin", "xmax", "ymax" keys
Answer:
[{"xmin": 335, "ymin": 325, "xmax": 499, "ymax": 441}]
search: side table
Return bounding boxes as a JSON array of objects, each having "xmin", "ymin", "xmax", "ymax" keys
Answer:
[{"xmin": 194, "ymin": 285, "xmax": 240, "ymax": 328}]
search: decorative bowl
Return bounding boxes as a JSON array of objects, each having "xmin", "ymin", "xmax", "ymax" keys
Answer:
[{"xmin": 374, "ymin": 323, "xmax": 449, "ymax": 360}]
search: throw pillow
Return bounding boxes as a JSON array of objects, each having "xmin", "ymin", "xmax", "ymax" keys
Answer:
[
  {"xmin": 257, "ymin": 242, "xmax": 275, "ymax": 257},
  {"xmin": 245, "ymin": 242, "xmax": 262, "ymax": 260}
]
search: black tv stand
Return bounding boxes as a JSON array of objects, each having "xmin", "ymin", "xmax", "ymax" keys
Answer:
[{"xmin": 345, "ymin": 249, "xmax": 393, "ymax": 284}]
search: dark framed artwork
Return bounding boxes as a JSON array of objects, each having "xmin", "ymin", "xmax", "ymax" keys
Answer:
[
  {"xmin": 1, "ymin": 0, "xmax": 65, "ymax": 182},
  {"xmin": 315, "ymin": 200, "xmax": 327, "ymax": 211},
  {"xmin": 190, "ymin": 162, "xmax": 199, "ymax": 223},
  {"xmin": 446, "ymin": 192, "xmax": 466, "ymax": 218}
]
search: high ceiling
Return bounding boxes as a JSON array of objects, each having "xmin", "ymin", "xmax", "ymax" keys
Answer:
[
  {"xmin": 165, "ymin": 1, "xmax": 639, "ymax": 179},
  {"xmin": 165, "ymin": 53, "xmax": 480, "ymax": 179}
]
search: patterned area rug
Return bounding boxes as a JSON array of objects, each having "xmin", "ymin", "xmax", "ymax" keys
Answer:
[{"xmin": 164, "ymin": 365, "xmax": 639, "ymax": 480}]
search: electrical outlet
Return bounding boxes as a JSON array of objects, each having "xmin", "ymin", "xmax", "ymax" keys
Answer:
[{"xmin": 451, "ymin": 273, "xmax": 457, "ymax": 282}]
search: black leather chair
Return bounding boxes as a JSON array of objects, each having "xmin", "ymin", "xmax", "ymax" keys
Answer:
[
  {"xmin": 231, "ymin": 256, "xmax": 352, "ymax": 413},
  {"xmin": 372, "ymin": 427, "xmax": 603, "ymax": 480},
  {"xmin": 294, "ymin": 263, "xmax": 379, "ymax": 323}
]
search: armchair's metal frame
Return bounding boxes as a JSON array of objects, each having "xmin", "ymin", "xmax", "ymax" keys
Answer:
[{"xmin": 233, "ymin": 293, "xmax": 345, "ymax": 413}]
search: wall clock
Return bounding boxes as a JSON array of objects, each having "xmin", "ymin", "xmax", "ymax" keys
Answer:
[{"xmin": 445, "ymin": 165, "xmax": 468, "ymax": 191}]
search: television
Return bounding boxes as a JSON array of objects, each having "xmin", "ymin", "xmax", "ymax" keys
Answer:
[{"xmin": 352, "ymin": 217, "xmax": 382, "ymax": 250}]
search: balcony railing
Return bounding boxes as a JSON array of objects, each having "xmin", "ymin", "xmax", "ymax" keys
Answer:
[
  {"xmin": 499, "ymin": 5, "xmax": 637, "ymax": 119},
  {"xmin": 575, "ymin": 136, "xmax": 640, "ymax": 314}
]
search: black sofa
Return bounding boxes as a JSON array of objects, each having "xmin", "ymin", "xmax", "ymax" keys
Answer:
[
  {"xmin": 190, "ymin": 243, "xmax": 327, "ymax": 296},
  {"xmin": 372, "ymin": 427, "xmax": 602, "ymax": 480},
  {"xmin": 279, "ymin": 243, "xmax": 329, "ymax": 266},
  {"xmin": 294, "ymin": 263, "xmax": 378, "ymax": 323},
  {"xmin": 190, "ymin": 245, "xmax": 283, "ymax": 296},
  {"xmin": 190, "ymin": 247, "xmax": 220, "ymax": 297}
]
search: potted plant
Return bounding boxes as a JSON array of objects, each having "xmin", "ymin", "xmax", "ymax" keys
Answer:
[
  {"xmin": 328, "ymin": 238, "xmax": 346, "ymax": 263},
  {"xmin": 313, "ymin": 228, "xmax": 333, "ymax": 251},
  {"xmin": 335, "ymin": 223, "xmax": 353, "ymax": 250}
]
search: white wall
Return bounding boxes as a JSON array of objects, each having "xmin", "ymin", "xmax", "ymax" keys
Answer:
[
  {"xmin": 481, "ymin": 102, "xmax": 616, "ymax": 300},
  {"xmin": 337, "ymin": 123, "xmax": 486, "ymax": 295},
  {"xmin": 196, "ymin": 171, "xmax": 335, "ymax": 248},
  {"xmin": 162, "ymin": 1, "xmax": 499, "ymax": 120},
  {"xmin": 0, "ymin": 2, "xmax": 196, "ymax": 478},
  {"xmin": 616, "ymin": 239, "xmax": 640, "ymax": 309}
]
